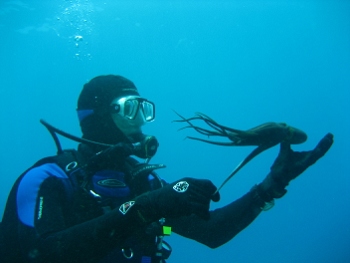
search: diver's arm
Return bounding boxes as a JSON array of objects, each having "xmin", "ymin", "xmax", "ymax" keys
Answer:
[
  {"xmin": 169, "ymin": 186, "xmax": 264, "ymax": 248},
  {"xmin": 17, "ymin": 168, "xmax": 220, "ymax": 262},
  {"xmin": 17, "ymin": 169, "xmax": 146, "ymax": 263},
  {"xmin": 170, "ymin": 133, "xmax": 334, "ymax": 248}
]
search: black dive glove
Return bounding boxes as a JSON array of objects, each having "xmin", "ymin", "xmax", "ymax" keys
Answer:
[
  {"xmin": 258, "ymin": 133, "xmax": 334, "ymax": 200},
  {"xmin": 133, "ymin": 177, "xmax": 220, "ymax": 223}
]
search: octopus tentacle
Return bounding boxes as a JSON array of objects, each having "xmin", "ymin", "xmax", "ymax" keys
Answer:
[{"xmin": 186, "ymin": 136, "xmax": 236, "ymax": 146}]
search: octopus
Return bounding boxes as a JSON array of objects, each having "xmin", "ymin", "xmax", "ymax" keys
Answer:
[{"xmin": 173, "ymin": 111, "xmax": 307, "ymax": 193}]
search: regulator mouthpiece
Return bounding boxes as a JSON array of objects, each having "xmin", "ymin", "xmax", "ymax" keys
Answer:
[{"xmin": 132, "ymin": 135, "xmax": 159, "ymax": 161}]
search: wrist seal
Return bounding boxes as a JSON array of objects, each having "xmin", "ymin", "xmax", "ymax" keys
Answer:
[{"xmin": 251, "ymin": 185, "xmax": 275, "ymax": 211}]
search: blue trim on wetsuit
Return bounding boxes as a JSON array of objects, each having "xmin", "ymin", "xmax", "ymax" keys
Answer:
[
  {"xmin": 77, "ymin": 109, "xmax": 94, "ymax": 122},
  {"xmin": 16, "ymin": 163, "xmax": 68, "ymax": 227},
  {"xmin": 91, "ymin": 170, "xmax": 131, "ymax": 197}
]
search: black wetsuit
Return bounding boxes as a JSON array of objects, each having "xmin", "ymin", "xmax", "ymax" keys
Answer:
[{"xmin": 1, "ymin": 148, "xmax": 266, "ymax": 263}]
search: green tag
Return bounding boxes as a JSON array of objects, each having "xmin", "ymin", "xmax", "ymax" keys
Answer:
[{"xmin": 163, "ymin": 226, "xmax": 172, "ymax": 236}]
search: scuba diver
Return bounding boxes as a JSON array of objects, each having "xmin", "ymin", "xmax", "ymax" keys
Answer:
[{"xmin": 0, "ymin": 75, "xmax": 333, "ymax": 263}]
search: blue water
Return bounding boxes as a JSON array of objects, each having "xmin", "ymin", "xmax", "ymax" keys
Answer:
[{"xmin": 1, "ymin": 1, "xmax": 349, "ymax": 262}]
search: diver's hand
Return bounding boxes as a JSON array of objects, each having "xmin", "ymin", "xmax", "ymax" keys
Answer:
[
  {"xmin": 259, "ymin": 133, "xmax": 334, "ymax": 199},
  {"xmin": 271, "ymin": 133, "xmax": 333, "ymax": 184},
  {"xmin": 134, "ymin": 178, "xmax": 220, "ymax": 222}
]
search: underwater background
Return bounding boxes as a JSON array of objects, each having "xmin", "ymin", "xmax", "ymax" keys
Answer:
[{"xmin": 1, "ymin": 1, "xmax": 349, "ymax": 262}]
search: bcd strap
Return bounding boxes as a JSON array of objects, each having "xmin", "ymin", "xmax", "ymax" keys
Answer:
[
  {"xmin": 54, "ymin": 149, "xmax": 88, "ymax": 190},
  {"xmin": 124, "ymin": 158, "xmax": 166, "ymax": 196}
]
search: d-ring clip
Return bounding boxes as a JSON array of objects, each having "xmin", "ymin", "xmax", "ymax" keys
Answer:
[
  {"xmin": 65, "ymin": 161, "xmax": 78, "ymax": 172},
  {"xmin": 122, "ymin": 248, "xmax": 134, "ymax": 259}
]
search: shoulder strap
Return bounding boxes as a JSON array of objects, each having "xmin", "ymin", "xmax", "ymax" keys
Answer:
[
  {"xmin": 0, "ymin": 150, "xmax": 89, "ymax": 263},
  {"xmin": 53, "ymin": 149, "xmax": 88, "ymax": 191}
]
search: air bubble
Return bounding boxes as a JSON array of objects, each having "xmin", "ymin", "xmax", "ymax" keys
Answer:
[{"xmin": 74, "ymin": 35, "xmax": 83, "ymax": 42}]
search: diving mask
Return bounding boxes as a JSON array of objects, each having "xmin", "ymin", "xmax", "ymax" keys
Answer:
[{"xmin": 110, "ymin": 95, "xmax": 155, "ymax": 123}]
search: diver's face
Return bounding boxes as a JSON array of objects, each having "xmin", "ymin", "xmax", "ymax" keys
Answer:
[
  {"xmin": 110, "ymin": 95, "xmax": 155, "ymax": 139},
  {"xmin": 111, "ymin": 109, "xmax": 144, "ymax": 137}
]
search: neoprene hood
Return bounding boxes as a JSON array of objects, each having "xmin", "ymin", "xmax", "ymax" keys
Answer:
[{"xmin": 77, "ymin": 75, "xmax": 140, "ymax": 147}]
